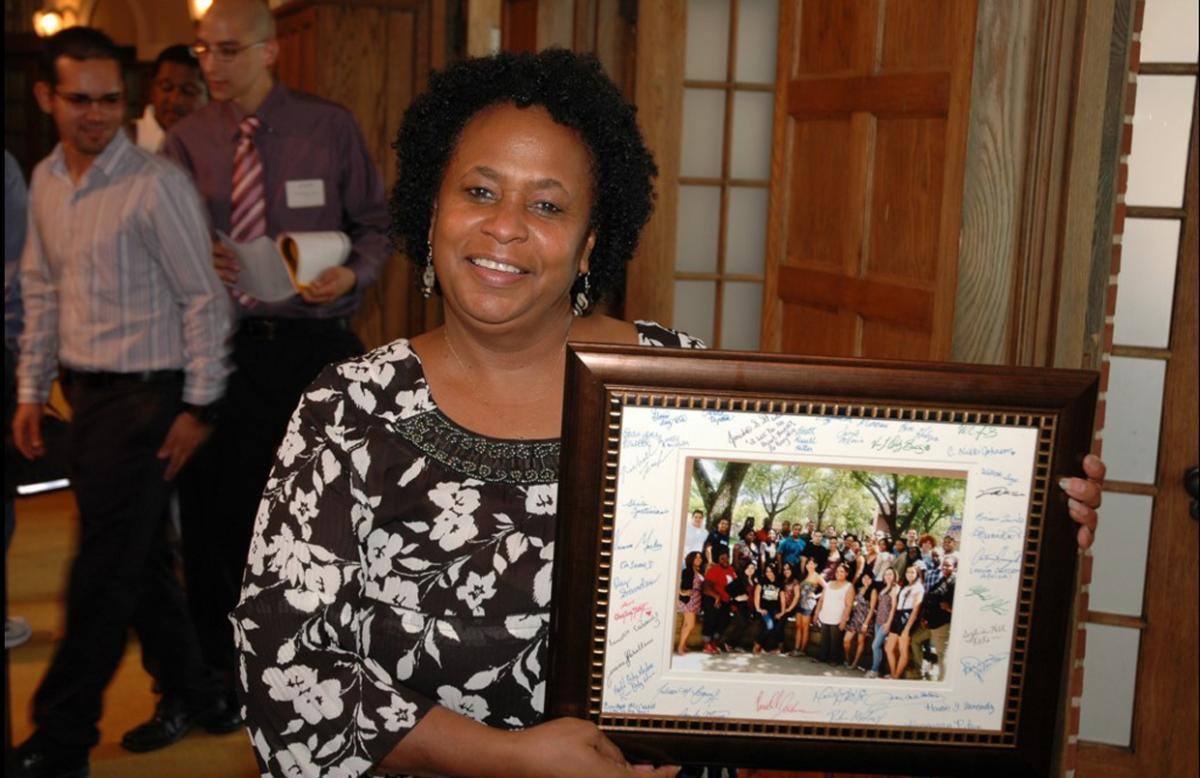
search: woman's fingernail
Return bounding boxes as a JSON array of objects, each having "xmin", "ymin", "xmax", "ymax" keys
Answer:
[{"xmin": 1058, "ymin": 478, "xmax": 1070, "ymax": 491}]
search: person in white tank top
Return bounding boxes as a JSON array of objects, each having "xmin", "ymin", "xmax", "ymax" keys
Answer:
[{"xmin": 814, "ymin": 564, "xmax": 854, "ymax": 665}]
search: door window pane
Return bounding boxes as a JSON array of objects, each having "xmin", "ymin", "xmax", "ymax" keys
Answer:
[
  {"xmin": 1141, "ymin": 0, "xmax": 1199, "ymax": 63},
  {"xmin": 681, "ymin": 88, "xmax": 726, "ymax": 178},
  {"xmin": 673, "ymin": 280, "xmax": 717, "ymax": 345},
  {"xmin": 726, "ymin": 186, "xmax": 769, "ymax": 274},
  {"xmin": 1089, "ymin": 493, "xmax": 1153, "ymax": 616},
  {"xmin": 685, "ymin": 0, "xmax": 730, "ymax": 81},
  {"xmin": 676, "ymin": 185, "xmax": 722, "ymax": 273},
  {"xmin": 1113, "ymin": 218, "xmax": 1181, "ymax": 348},
  {"xmin": 735, "ymin": 0, "xmax": 779, "ymax": 83},
  {"xmin": 730, "ymin": 90, "xmax": 774, "ymax": 180},
  {"xmin": 1103, "ymin": 357, "xmax": 1167, "ymax": 484},
  {"xmin": 1126, "ymin": 76, "xmax": 1196, "ymax": 207},
  {"xmin": 1079, "ymin": 624, "xmax": 1140, "ymax": 746},
  {"xmin": 720, "ymin": 281, "xmax": 763, "ymax": 350}
]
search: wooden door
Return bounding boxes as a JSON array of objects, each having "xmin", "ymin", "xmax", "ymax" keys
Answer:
[
  {"xmin": 1076, "ymin": 79, "xmax": 1199, "ymax": 778},
  {"xmin": 274, "ymin": 0, "xmax": 446, "ymax": 348},
  {"xmin": 761, "ymin": 0, "xmax": 977, "ymax": 360}
]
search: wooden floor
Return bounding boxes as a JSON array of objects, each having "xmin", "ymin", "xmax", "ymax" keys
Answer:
[{"xmin": 5, "ymin": 490, "xmax": 259, "ymax": 777}]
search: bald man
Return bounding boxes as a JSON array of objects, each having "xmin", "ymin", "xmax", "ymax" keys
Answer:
[{"xmin": 162, "ymin": 0, "xmax": 389, "ymax": 746}]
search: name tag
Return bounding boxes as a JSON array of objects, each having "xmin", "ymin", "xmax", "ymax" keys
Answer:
[{"xmin": 285, "ymin": 179, "xmax": 326, "ymax": 209}]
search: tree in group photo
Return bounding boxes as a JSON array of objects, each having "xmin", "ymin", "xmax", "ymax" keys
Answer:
[{"xmin": 689, "ymin": 460, "xmax": 965, "ymax": 540}]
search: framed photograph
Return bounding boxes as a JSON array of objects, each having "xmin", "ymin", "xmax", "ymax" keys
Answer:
[{"xmin": 547, "ymin": 345, "xmax": 1098, "ymax": 777}]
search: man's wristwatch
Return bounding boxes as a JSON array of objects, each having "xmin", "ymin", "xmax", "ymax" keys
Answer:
[{"xmin": 182, "ymin": 401, "xmax": 221, "ymax": 425}]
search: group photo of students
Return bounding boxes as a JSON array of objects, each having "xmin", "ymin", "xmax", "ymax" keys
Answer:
[{"xmin": 673, "ymin": 460, "xmax": 965, "ymax": 683}]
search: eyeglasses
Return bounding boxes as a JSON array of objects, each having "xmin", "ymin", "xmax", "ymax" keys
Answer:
[
  {"xmin": 190, "ymin": 39, "xmax": 266, "ymax": 63},
  {"xmin": 54, "ymin": 90, "xmax": 124, "ymax": 109}
]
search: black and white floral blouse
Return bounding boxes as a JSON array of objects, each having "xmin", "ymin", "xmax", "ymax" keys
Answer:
[{"xmin": 233, "ymin": 321, "xmax": 703, "ymax": 777}]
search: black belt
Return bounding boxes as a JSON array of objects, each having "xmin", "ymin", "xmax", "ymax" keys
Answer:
[
  {"xmin": 60, "ymin": 368, "xmax": 184, "ymax": 388},
  {"xmin": 237, "ymin": 317, "xmax": 350, "ymax": 340}
]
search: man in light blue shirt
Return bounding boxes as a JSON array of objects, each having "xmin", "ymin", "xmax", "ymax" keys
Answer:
[
  {"xmin": 10, "ymin": 28, "xmax": 232, "ymax": 777},
  {"xmin": 778, "ymin": 525, "xmax": 807, "ymax": 568}
]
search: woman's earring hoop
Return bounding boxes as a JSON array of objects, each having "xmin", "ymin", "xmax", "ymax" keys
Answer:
[
  {"xmin": 421, "ymin": 246, "xmax": 436, "ymax": 299},
  {"xmin": 572, "ymin": 272, "xmax": 591, "ymax": 316}
]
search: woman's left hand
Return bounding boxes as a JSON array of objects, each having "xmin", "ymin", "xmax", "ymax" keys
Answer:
[{"xmin": 1059, "ymin": 454, "xmax": 1106, "ymax": 550}]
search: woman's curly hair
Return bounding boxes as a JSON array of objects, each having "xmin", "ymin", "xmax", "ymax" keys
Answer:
[{"xmin": 389, "ymin": 48, "xmax": 658, "ymax": 312}]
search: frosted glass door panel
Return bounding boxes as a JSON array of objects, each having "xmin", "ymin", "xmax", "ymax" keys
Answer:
[
  {"xmin": 674, "ymin": 281, "xmax": 717, "ymax": 345},
  {"xmin": 730, "ymin": 91, "xmax": 774, "ymax": 180},
  {"xmin": 684, "ymin": 0, "xmax": 730, "ymax": 81},
  {"xmin": 1140, "ymin": 0, "xmax": 1199, "ymax": 62},
  {"xmin": 1126, "ymin": 77, "xmax": 1196, "ymax": 207},
  {"xmin": 1079, "ymin": 624, "xmax": 1140, "ymax": 746},
  {"xmin": 1088, "ymin": 493, "xmax": 1153, "ymax": 616},
  {"xmin": 720, "ymin": 281, "xmax": 764, "ymax": 350},
  {"xmin": 676, "ymin": 186, "xmax": 722, "ymax": 272},
  {"xmin": 735, "ymin": 0, "xmax": 779, "ymax": 83},
  {"xmin": 1113, "ymin": 218, "xmax": 1181, "ymax": 348},
  {"xmin": 681, "ymin": 89, "xmax": 726, "ymax": 178},
  {"xmin": 1103, "ymin": 357, "xmax": 1167, "ymax": 484},
  {"xmin": 725, "ymin": 187, "xmax": 769, "ymax": 274}
]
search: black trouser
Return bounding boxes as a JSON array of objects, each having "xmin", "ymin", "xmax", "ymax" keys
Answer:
[
  {"xmin": 721, "ymin": 604, "xmax": 753, "ymax": 649},
  {"xmin": 177, "ymin": 319, "xmax": 362, "ymax": 692},
  {"xmin": 756, "ymin": 607, "xmax": 784, "ymax": 651},
  {"xmin": 32, "ymin": 376, "xmax": 211, "ymax": 752},
  {"xmin": 701, "ymin": 598, "xmax": 730, "ymax": 643},
  {"xmin": 819, "ymin": 622, "xmax": 844, "ymax": 664}
]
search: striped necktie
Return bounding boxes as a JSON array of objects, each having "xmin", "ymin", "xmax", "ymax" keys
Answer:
[
  {"xmin": 229, "ymin": 116, "xmax": 264, "ymax": 306},
  {"xmin": 230, "ymin": 115, "xmax": 265, "ymax": 241}
]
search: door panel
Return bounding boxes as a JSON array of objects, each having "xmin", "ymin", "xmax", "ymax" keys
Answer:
[
  {"xmin": 868, "ymin": 117, "xmax": 947, "ymax": 282},
  {"xmin": 795, "ymin": 0, "xmax": 876, "ymax": 73},
  {"xmin": 785, "ymin": 119, "xmax": 867, "ymax": 268},
  {"xmin": 780, "ymin": 302, "xmax": 853, "ymax": 356},
  {"xmin": 764, "ymin": 0, "xmax": 978, "ymax": 360}
]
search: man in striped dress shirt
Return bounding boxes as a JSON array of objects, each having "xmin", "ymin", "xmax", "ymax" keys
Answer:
[{"xmin": 10, "ymin": 27, "xmax": 233, "ymax": 778}]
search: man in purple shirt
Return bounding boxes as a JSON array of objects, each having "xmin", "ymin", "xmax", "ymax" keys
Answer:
[{"xmin": 159, "ymin": 0, "xmax": 389, "ymax": 745}]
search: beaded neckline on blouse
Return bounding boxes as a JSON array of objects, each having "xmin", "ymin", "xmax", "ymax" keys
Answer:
[{"xmin": 394, "ymin": 410, "xmax": 560, "ymax": 485}]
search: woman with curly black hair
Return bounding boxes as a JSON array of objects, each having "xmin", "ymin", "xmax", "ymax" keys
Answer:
[
  {"xmin": 233, "ymin": 49, "xmax": 690, "ymax": 778},
  {"xmin": 389, "ymin": 47, "xmax": 661, "ymax": 317},
  {"xmin": 233, "ymin": 45, "xmax": 1106, "ymax": 778}
]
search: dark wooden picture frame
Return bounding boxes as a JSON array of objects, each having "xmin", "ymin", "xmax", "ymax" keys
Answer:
[{"xmin": 547, "ymin": 344, "xmax": 1098, "ymax": 777}]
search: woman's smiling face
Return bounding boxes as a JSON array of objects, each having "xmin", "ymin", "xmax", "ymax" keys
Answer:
[{"xmin": 430, "ymin": 103, "xmax": 595, "ymax": 330}]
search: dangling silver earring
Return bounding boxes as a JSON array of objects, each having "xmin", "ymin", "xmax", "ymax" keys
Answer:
[
  {"xmin": 421, "ymin": 245, "xmax": 435, "ymax": 299},
  {"xmin": 572, "ymin": 272, "xmax": 591, "ymax": 316}
]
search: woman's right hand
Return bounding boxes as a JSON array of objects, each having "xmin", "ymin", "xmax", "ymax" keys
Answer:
[{"xmin": 512, "ymin": 718, "xmax": 679, "ymax": 777}]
